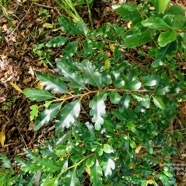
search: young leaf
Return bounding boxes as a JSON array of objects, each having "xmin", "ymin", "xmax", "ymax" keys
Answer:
[
  {"xmin": 55, "ymin": 100, "xmax": 81, "ymax": 133},
  {"xmin": 158, "ymin": 30, "xmax": 177, "ymax": 47},
  {"xmin": 142, "ymin": 17, "xmax": 170, "ymax": 30},
  {"xmin": 57, "ymin": 59, "xmax": 87, "ymax": 90},
  {"xmin": 46, "ymin": 36, "xmax": 69, "ymax": 48},
  {"xmin": 101, "ymin": 158, "xmax": 115, "ymax": 177},
  {"xmin": 30, "ymin": 105, "xmax": 39, "ymax": 121},
  {"xmin": 34, "ymin": 103, "xmax": 62, "ymax": 131},
  {"xmin": 86, "ymin": 156, "xmax": 95, "ymax": 168},
  {"xmin": 77, "ymin": 60, "xmax": 102, "ymax": 88},
  {"xmin": 90, "ymin": 160, "xmax": 103, "ymax": 186},
  {"xmin": 89, "ymin": 93, "xmax": 107, "ymax": 131},
  {"xmin": 36, "ymin": 72, "xmax": 69, "ymax": 94},
  {"xmin": 24, "ymin": 88, "xmax": 55, "ymax": 102},
  {"xmin": 152, "ymin": 97, "xmax": 166, "ymax": 110},
  {"xmin": 158, "ymin": 0, "xmax": 170, "ymax": 13}
]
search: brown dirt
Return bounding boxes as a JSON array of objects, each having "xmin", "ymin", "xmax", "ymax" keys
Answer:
[{"xmin": 0, "ymin": 0, "xmax": 186, "ymax": 184}]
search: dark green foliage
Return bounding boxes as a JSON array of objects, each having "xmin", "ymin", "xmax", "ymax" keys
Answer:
[{"xmin": 1, "ymin": 1, "xmax": 185, "ymax": 186}]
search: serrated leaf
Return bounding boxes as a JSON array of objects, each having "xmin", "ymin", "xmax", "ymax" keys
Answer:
[
  {"xmin": 142, "ymin": 17, "xmax": 170, "ymax": 30},
  {"xmin": 23, "ymin": 88, "xmax": 55, "ymax": 102},
  {"xmin": 0, "ymin": 153, "xmax": 12, "ymax": 169},
  {"xmin": 90, "ymin": 160, "xmax": 103, "ymax": 186},
  {"xmin": 103, "ymin": 144, "xmax": 113, "ymax": 153},
  {"xmin": 109, "ymin": 92, "xmax": 121, "ymax": 104},
  {"xmin": 46, "ymin": 36, "xmax": 69, "ymax": 48},
  {"xmin": 57, "ymin": 59, "xmax": 87, "ymax": 90},
  {"xmin": 36, "ymin": 72, "xmax": 69, "ymax": 94},
  {"xmin": 77, "ymin": 60, "xmax": 102, "ymax": 87},
  {"xmin": 158, "ymin": 30, "xmax": 177, "ymax": 47},
  {"xmin": 34, "ymin": 103, "xmax": 62, "ymax": 131},
  {"xmin": 152, "ymin": 97, "xmax": 166, "ymax": 110},
  {"xmin": 30, "ymin": 105, "xmax": 39, "ymax": 121},
  {"xmin": 55, "ymin": 100, "xmax": 81, "ymax": 133},
  {"xmin": 89, "ymin": 93, "xmax": 106, "ymax": 131},
  {"xmin": 101, "ymin": 158, "xmax": 115, "ymax": 177},
  {"xmin": 63, "ymin": 41, "xmax": 78, "ymax": 59}
]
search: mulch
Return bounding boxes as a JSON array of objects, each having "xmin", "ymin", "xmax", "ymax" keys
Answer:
[{"xmin": 0, "ymin": 0, "xmax": 186, "ymax": 184}]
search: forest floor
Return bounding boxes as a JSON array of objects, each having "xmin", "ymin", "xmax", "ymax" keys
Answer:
[{"xmin": 0, "ymin": 0, "xmax": 186, "ymax": 184}]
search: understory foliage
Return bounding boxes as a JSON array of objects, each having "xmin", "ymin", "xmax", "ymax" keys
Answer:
[{"xmin": 1, "ymin": 0, "xmax": 186, "ymax": 185}]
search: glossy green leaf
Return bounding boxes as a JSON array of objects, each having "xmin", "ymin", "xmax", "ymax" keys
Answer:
[
  {"xmin": 101, "ymin": 158, "xmax": 115, "ymax": 177},
  {"xmin": 34, "ymin": 103, "xmax": 62, "ymax": 131},
  {"xmin": 23, "ymin": 88, "xmax": 55, "ymax": 102},
  {"xmin": 166, "ymin": 5, "xmax": 185, "ymax": 16},
  {"xmin": 57, "ymin": 59, "xmax": 87, "ymax": 89},
  {"xmin": 55, "ymin": 100, "xmax": 81, "ymax": 133},
  {"xmin": 86, "ymin": 156, "xmax": 95, "ymax": 168},
  {"xmin": 143, "ymin": 75, "xmax": 160, "ymax": 87},
  {"xmin": 127, "ymin": 121, "xmax": 136, "ymax": 133},
  {"xmin": 112, "ymin": 3, "xmax": 142, "ymax": 25},
  {"xmin": 125, "ymin": 79, "xmax": 141, "ymax": 90},
  {"xmin": 63, "ymin": 41, "xmax": 78, "ymax": 58},
  {"xmin": 64, "ymin": 169, "xmax": 80, "ymax": 186},
  {"xmin": 103, "ymin": 144, "xmax": 113, "ymax": 153},
  {"xmin": 131, "ymin": 92, "xmax": 149, "ymax": 102},
  {"xmin": 59, "ymin": 16, "xmax": 88, "ymax": 35},
  {"xmin": 44, "ymin": 177, "xmax": 58, "ymax": 186},
  {"xmin": 46, "ymin": 36, "xmax": 69, "ymax": 48},
  {"xmin": 109, "ymin": 92, "xmax": 122, "ymax": 104},
  {"xmin": 152, "ymin": 97, "xmax": 166, "ymax": 110},
  {"xmin": 30, "ymin": 105, "xmax": 39, "ymax": 121},
  {"xmin": 119, "ymin": 94, "xmax": 131, "ymax": 111},
  {"xmin": 142, "ymin": 17, "xmax": 170, "ymax": 30},
  {"xmin": 89, "ymin": 93, "xmax": 106, "ymax": 130},
  {"xmin": 36, "ymin": 72, "xmax": 69, "ymax": 94},
  {"xmin": 77, "ymin": 60, "xmax": 102, "ymax": 87},
  {"xmin": 123, "ymin": 25, "xmax": 151, "ymax": 48},
  {"xmin": 158, "ymin": 0, "xmax": 170, "ymax": 13},
  {"xmin": 90, "ymin": 160, "xmax": 103, "ymax": 186},
  {"xmin": 158, "ymin": 30, "xmax": 177, "ymax": 47}
]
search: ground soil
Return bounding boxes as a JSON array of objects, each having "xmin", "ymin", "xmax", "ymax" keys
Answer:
[{"xmin": 0, "ymin": 0, "xmax": 186, "ymax": 184}]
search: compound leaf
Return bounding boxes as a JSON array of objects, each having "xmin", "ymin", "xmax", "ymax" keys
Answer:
[
  {"xmin": 46, "ymin": 36, "xmax": 69, "ymax": 48},
  {"xmin": 34, "ymin": 103, "xmax": 62, "ymax": 131},
  {"xmin": 90, "ymin": 160, "xmax": 103, "ymax": 186},
  {"xmin": 36, "ymin": 72, "xmax": 69, "ymax": 94},
  {"xmin": 23, "ymin": 88, "xmax": 55, "ymax": 102},
  {"xmin": 77, "ymin": 60, "xmax": 102, "ymax": 88},
  {"xmin": 57, "ymin": 59, "xmax": 87, "ymax": 90},
  {"xmin": 89, "ymin": 93, "xmax": 107, "ymax": 131},
  {"xmin": 55, "ymin": 100, "xmax": 81, "ymax": 133}
]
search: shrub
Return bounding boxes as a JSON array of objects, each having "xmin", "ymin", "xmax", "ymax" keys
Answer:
[{"xmin": 1, "ymin": 0, "xmax": 186, "ymax": 185}]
